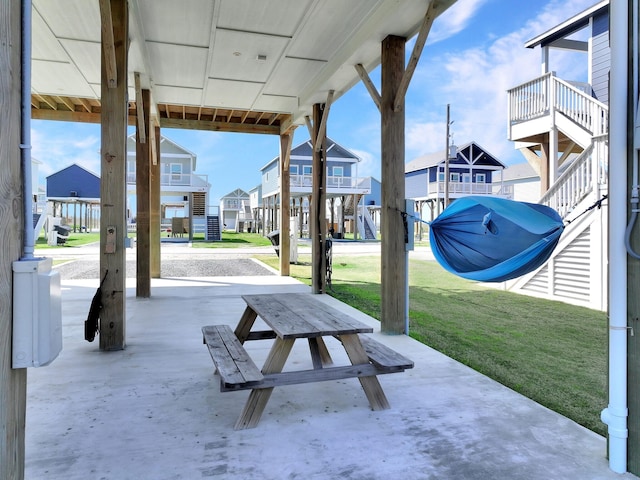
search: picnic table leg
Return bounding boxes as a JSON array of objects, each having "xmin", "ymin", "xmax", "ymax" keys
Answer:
[
  {"xmin": 234, "ymin": 337, "xmax": 295, "ymax": 430},
  {"xmin": 234, "ymin": 306, "xmax": 258, "ymax": 343},
  {"xmin": 308, "ymin": 337, "xmax": 333, "ymax": 368},
  {"xmin": 340, "ymin": 334, "xmax": 390, "ymax": 410}
]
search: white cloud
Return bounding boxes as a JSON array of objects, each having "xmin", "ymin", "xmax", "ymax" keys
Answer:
[{"xmin": 430, "ymin": 0, "xmax": 491, "ymax": 44}]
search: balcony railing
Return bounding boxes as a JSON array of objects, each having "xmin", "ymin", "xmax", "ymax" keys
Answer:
[
  {"xmin": 289, "ymin": 175, "xmax": 371, "ymax": 191},
  {"xmin": 127, "ymin": 172, "xmax": 209, "ymax": 188},
  {"xmin": 507, "ymin": 72, "xmax": 608, "ymax": 138},
  {"xmin": 427, "ymin": 181, "xmax": 512, "ymax": 198}
]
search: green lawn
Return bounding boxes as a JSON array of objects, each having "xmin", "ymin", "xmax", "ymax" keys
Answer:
[
  {"xmin": 191, "ymin": 231, "xmax": 273, "ymax": 248},
  {"xmin": 257, "ymin": 253, "xmax": 608, "ymax": 436},
  {"xmin": 35, "ymin": 232, "xmax": 100, "ymax": 248}
]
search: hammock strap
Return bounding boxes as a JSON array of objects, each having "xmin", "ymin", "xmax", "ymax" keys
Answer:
[{"xmin": 565, "ymin": 194, "xmax": 608, "ymax": 225}]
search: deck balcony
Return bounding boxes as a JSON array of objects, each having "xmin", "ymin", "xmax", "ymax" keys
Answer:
[
  {"xmin": 288, "ymin": 175, "xmax": 371, "ymax": 197},
  {"xmin": 507, "ymin": 72, "xmax": 608, "ymax": 148},
  {"xmin": 126, "ymin": 172, "xmax": 210, "ymax": 193}
]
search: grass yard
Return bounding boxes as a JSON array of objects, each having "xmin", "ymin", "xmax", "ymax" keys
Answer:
[
  {"xmin": 35, "ymin": 232, "xmax": 100, "ymax": 248},
  {"xmin": 191, "ymin": 231, "xmax": 273, "ymax": 248},
  {"xmin": 257, "ymin": 253, "xmax": 608, "ymax": 436}
]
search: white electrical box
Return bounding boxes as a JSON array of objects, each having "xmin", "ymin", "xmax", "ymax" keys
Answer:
[{"xmin": 13, "ymin": 257, "xmax": 63, "ymax": 368}]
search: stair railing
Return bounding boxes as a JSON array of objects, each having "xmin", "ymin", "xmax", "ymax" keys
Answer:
[{"xmin": 539, "ymin": 135, "xmax": 608, "ymax": 218}]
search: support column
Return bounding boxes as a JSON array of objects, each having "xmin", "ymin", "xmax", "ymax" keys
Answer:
[
  {"xmin": 150, "ymin": 126, "xmax": 161, "ymax": 277},
  {"xmin": 0, "ymin": 1, "xmax": 27, "ymax": 477},
  {"xmin": 279, "ymin": 133, "xmax": 292, "ymax": 275},
  {"xmin": 380, "ymin": 35, "xmax": 406, "ymax": 334},
  {"xmin": 136, "ymin": 88, "xmax": 151, "ymax": 297},
  {"xmin": 99, "ymin": 0, "xmax": 128, "ymax": 350},
  {"xmin": 540, "ymin": 138, "xmax": 550, "ymax": 194},
  {"xmin": 311, "ymin": 103, "xmax": 327, "ymax": 293}
]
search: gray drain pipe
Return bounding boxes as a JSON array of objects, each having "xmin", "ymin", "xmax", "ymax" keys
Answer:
[{"xmin": 20, "ymin": 0, "xmax": 34, "ymax": 260}]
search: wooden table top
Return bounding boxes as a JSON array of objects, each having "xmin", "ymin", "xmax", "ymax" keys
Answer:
[{"xmin": 241, "ymin": 293, "xmax": 373, "ymax": 339}]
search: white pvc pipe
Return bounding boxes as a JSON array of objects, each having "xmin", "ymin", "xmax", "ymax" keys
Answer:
[
  {"xmin": 601, "ymin": 0, "xmax": 629, "ymax": 473},
  {"xmin": 21, "ymin": 0, "xmax": 34, "ymax": 260}
]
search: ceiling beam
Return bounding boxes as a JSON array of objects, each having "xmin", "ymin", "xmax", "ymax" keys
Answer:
[
  {"xmin": 160, "ymin": 117, "xmax": 281, "ymax": 135},
  {"xmin": 98, "ymin": 0, "xmax": 118, "ymax": 88},
  {"xmin": 355, "ymin": 63, "xmax": 381, "ymax": 112}
]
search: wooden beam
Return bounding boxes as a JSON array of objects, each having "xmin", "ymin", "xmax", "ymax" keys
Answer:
[
  {"xmin": 159, "ymin": 117, "xmax": 281, "ymax": 135},
  {"xmin": 305, "ymin": 115, "xmax": 314, "ymax": 144},
  {"xmin": 381, "ymin": 35, "xmax": 406, "ymax": 334},
  {"xmin": 33, "ymin": 93, "xmax": 56, "ymax": 110},
  {"xmin": 55, "ymin": 95, "xmax": 76, "ymax": 112},
  {"xmin": 279, "ymin": 133, "xmax": 293, "ymax": 276},
  {"xmin": 0, "ymin": 1, "xmax": 27, "ymax": 477},
  {"xmin": 150, "ymin": 126, "xmax": 161, "ymax": 278},
  {"xmin": 311, "ymin": 103, "xmax": 327, "ymax": 293},
  {"xmin": 98, "ymin": 0, "xmax": 118, "ymax": 88},
  {"xmin": 394, "ymin": 2, "xmax": 436, "ymax": 112},
  {"xmin": 32, "ymin": 108, "xmax": 136, "ymax": 125},
  {"xmin": 99, "ymin": 0, "xmax": 128, "ymax": 350},
  {"xmin": 136, "ymin": 88, "xmax": 151, "ymax": 297},
  {"xmin": 355, "ymin": 64, "xmax": 381, "ymax": 111},
  {"xmin": 134, "ymin": 72, "xmax": 146, "ymax": 143},
  {"xmin": 314, "ymin": 90, "xmax": 334, "ymax": 152}
]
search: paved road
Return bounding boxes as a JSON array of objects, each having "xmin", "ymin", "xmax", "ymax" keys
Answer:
[{"xmin": 38, "ymin": 238, "xmax": 434, "ymax": 280}]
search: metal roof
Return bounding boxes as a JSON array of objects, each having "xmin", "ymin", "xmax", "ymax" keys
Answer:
[{"xmin": 31, "ymin": 0, "xmax": 456, "ymax": 134}]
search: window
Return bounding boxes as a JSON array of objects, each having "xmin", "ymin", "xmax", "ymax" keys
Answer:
[
  {"xmin": 290, "ymin": 165, "xmax": 298, "ymax": 175},
  {"xmin": 450, "ymin": 172, "xmax": 460, "ymax": 182},
  {"xmin": 438, "ymin": 172, "xmax": 445, "ymax": 182},
  {"xmin": 332, "ymin": 166, "xmax": 343, "ymax": 177},
  {"xmin": 302, "ymin": 165, "xmax": 312, "ymax": 175},
  {"xmin": 476, "ymin": 173, "xmax": 486, "ymax": 183},
  {"xmin": 170, "ymin": 163, "xmax": 182, "ymax": 182}
]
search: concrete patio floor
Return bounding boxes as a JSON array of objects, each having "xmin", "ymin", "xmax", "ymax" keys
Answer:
[{"xmin": 24, "ymin": 247, "xmax": 636, "ymax": 479}]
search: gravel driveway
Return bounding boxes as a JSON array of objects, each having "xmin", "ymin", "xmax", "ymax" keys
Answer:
[{"xmin": 54, "ymin": 258, "xmax": 275, "ymax": 280}]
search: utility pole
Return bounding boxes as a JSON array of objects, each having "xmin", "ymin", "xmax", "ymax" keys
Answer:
[{"xmin": 444, "ymin": 104, "xmax": 451, "ymax": 208}]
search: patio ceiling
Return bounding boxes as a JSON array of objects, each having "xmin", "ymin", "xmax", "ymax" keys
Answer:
[{"xmin": 30, "ymin": 0, "xmax": 455, "ymax": 135}]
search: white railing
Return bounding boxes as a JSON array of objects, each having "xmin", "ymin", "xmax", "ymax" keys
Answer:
[
  {"xmin": 126, "ymin": 172, "xmax": 209, "ymax": 188},
  {"xmin": 427, "ymin": 181, "xmax": 511, "ymax": 197},
  {"xmin": 289, "ymin": 175, "xmax": 371, "ymax": 191},
  {"xmin": 540, "ymin": 135, "xmax": 608, "ymax": 218},
  {"xmin": 508, "ymin": 72, "xmax": 608, "ymax": 138}
]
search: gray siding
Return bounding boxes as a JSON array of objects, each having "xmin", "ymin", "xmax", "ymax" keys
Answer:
[
  {"xmin": 591, "ymin": 12, "xmax": 609, "ymax": 104},
  {"xmin": 262, "ymin": 161, "xmax": 279, "ymax": 196},
  {"xmin": 405, "ymin": 170, "xmax": 427, "ymax": 199}
]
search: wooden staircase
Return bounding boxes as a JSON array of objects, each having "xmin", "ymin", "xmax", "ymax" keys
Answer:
[{"xmin": 504, "ymin": 76, "xmax": 609, "ymax": 311}]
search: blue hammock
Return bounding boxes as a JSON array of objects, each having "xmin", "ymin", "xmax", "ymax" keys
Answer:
[{"xmin": 428, "ymin": 196, "xmax": 564, "ymax": 283}]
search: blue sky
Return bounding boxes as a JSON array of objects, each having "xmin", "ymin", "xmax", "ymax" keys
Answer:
[{"xmin": 32, "ymin": 0, "xmax": 596, "ymax": 206}]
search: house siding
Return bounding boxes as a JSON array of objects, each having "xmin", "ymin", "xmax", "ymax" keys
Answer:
[
  {"xmin": 262, "ymin": 161, "xmax": 280, "ymax": 196},
  {"xmin": 47, "ymin": 165, "xmax": 100, "ymax": 198},
  {"xmin": 406, "ymin": 170, "xmax": 427, "ymax": 198},
  {"xmin": 591, "ymin": 11, "xmax": 609, "ymax": 104}
]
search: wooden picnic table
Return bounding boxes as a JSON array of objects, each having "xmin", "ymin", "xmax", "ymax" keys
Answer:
[{"xmin": 202, "ymin": 293, "xmax": 413, "ymax": 429}]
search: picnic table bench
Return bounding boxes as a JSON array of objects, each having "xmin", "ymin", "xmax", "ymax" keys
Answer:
[{"xmin": 202, "ymin": 293, "xmax": 413, "ymax": 429}]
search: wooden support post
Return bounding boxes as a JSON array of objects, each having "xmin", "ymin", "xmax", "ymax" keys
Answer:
[
  {"xmin": 0, "ymin": 1, "xmax": 27, "ymax": 477},
  {"xmin": 279, "ymin": 133, "xmax": 292, "ymax": 275},
  {"xmin": 311, "ymin": 103, "xmax": 327, "ymax": 293},
  {"xmin": 380, "ymin": 35, "xmax": 406, "ymax": 334},
  {"xmin": 136, "ymin": 88, "xmax": 151, "ymax": 297},
  {"xmin": 150, "ymin": 125, "xmax": 161, "ymax": 277},
  {"xmin": 540, "ymin": 137, "xmax": 550, "ymax": 194},
  {"xmin": 100, "ymin": 0, "xmax": 128, "ymax": 350}
]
